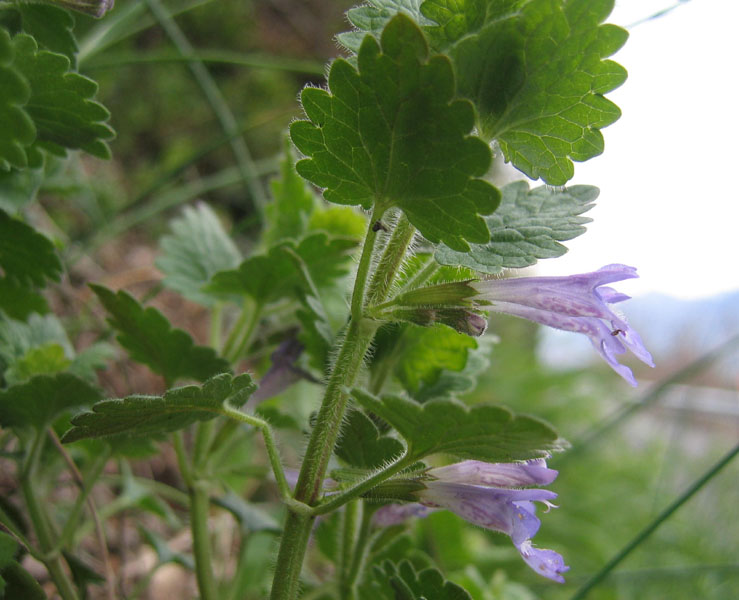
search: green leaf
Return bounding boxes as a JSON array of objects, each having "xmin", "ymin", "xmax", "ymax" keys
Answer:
[
  {"xmin": 212, "ymin": 489, "xmax": 281, "ymax": 535},
  {"xmin": 0, "ymin": 29, "xmax": 35, "ymax": 171},
  {"xmin": 0, "ymin": 209, "xmax": 62, "ymax": 287},
  {"xmin": 0, "ymin": 278, "xmax": 49, "ymax": 320},
  {"xmin": 139, "ymin": 528, "xmax": 194, "ymax": 569},
  {"xmin": 156, "ymin": 203, "xmax": 242, "ymax": 306},
  {"xmin": 12, "ymin": 34, "xmax": 114, "ymax": 159},
  {"xmin": 207, "ymin": 233, "xmax": 356, "ymax": 305},
  {"xmin": 308, "ymin": 206, "xmax": 367, "ymax": 240},
  {"xmin": 263, "ymin": 137, "xmax": 316, "ymax": 245},
  {"xmin": 340, "ymin": 1, "xmax": 432, "ymax": 53},
  {"xmin": 394, "ymin": 324, "xmax": 477, "ymax": 396},
  {"xmin": 353, "ymin": 389, "xmax": 561, "ymax": 462},
  {"xmin": 0, "ymin": 313, "xmax": 72, "ymax": 376},
  {"xmin": 0, "ymin": 166, "xmax": 43, "ymax": 214},
  {"xmin": 448, "ymin": 0, "xmax": 627, "ymax": 184},
  {"xmin": 0, "ymin": 560, "xmax": 46, "ymax": 600},
  {"xmin": 339, "ymin": 0, "xmax": 627, "ymax": 185},
  {"xmin": 435, "ymin": 181, "xmax": 597, "ymax": 273},
  {"xmin": 15, "ymin": 5, "xmax": 78, "ymax": 63},
  {"xmin": 414, "ymin": 335, "xmax": 494, "ymax": 402},
  {"xmin": 291, "ymin": 14, "xmax": 499, "ymax": 251},
  {"xmin": 0, "ymin": 373, "xmax": 101, "ymax": 430},
  {"xmin": 361, "ymin": 560, "xmax": 472, "ymax": 600},
  {"xmin": 90, "ymin": 284, "xmax": 230, "ymax": 383},
  {"xmin": 335, "ymin": 409, "xmax": 405, "ymax": 469},
  {"xmin": 61, "ymin": 372, "xmax": 256, "ymax": 442},
  {"xmin": 4, "ymin": 342, "xmax": 70, "ymax": 386}
]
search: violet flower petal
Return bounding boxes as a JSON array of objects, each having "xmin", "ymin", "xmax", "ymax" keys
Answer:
[
  {"xmin": 372, "ymin": 503, "xmax": 432, "ymax": 527},
  {"xmin": 428, "ymin": 459, "xmax": 558, "ymax": 488},
  {"xmin": 516, "ymin": 540, "xmax": 570, "ymax": 583}
]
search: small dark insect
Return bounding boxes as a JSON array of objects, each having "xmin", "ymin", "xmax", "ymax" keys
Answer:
[
  {"xmin": 372, "ymin": 220, "xmax": 388, "ymax": 232},
  {"xmin": 611, "ymin": 329, "xmax": 625, "ymax": 337}
]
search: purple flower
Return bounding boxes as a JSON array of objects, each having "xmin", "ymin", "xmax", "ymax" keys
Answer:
[
  {"xmin": 471, "ymin": 264, "xmax": 654, "ymax": 386},
  {"xmin": 373, "ymin": 459, "xmax": 569, "ymax": 583}
]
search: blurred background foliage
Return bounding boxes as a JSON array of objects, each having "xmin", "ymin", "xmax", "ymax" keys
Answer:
[{"xmin": 1, "ymin": 0, "xmax": 736, "ymax": 598}]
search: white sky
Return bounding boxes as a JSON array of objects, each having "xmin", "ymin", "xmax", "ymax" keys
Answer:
[{"xmin": 531, "ymin": 0, "xmax": 739, "ymax": 300}]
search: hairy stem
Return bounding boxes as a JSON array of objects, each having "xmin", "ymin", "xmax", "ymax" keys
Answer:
[
  {"xmin": 191, "ymin": 480, "xmax": 218, "ymax": 600},
  {"xmin": 270, "ymin": 207, "xmax": 387, "ymax": 599},
  {"xmin": 365, "ymin": 213, "xmax": 416, "ymax": 307}
]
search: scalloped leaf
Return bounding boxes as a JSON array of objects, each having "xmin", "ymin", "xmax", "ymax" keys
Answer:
[
  {"xmin": 292, "ymin": 14, "xmax": 499, "ymax": 251},
  {"xmin": 12, "ymin": 33, "xmax": 114, "ymax": 159},
  {"xmin": 336, "ymin": 409, "xmax": 405, "ymax": 469},
  {"xmin": 353, "ymin": 389, "xmax": 561, "ymax": 462},
  {"xmin": 0, "ymin": 29, "xmax": 35, "ymax": 170},
  {"xmin": 339, "ymin": 0, "xmax": 627, "ymax": 185},
  {"xmin": 15, "ymin": 4, "xmax": 78, "ymax": 62},
  {"xmin": 360, "ymin": 559, "xmax": 472, "ymax": 600},
  {"xmin": 90, "ymin": 284, "xmax": 230, "ymax": 383},
  {"xmin": 207, "ymin": 233, "xmax": 356, "ymax": 305},
  {"xmin": 435, "ymin": 181, "xmax": 597, "ymax": 273},
  {"xmin": 393, "ymin": 324, "xmax": 477, "ymax": 396},
  {"xmin": 446, "ymin": 0, "xmax": 627, "ymax": 184},
  {"xmin": 0, "ymin": 373, "xmax": 101, "ymax": 431},
  {"xmin": 156, "ymin": 203, "xmax": 242, "ymax": 307},
  {"xmin": 62, "ymin": 372, "xmax": 256, "ymax": 442},
  {"xmin": 0, "ymin": 208, "xmax": 62, "ymax": 287}
]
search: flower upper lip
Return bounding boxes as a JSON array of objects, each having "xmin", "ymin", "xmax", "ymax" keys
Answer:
[{"xmin": 470, "ymin": 264, "xmax": 654, "ymax": 386}]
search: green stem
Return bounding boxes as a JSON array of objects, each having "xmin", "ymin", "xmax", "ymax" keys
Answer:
[
  {"xmin": 191, "ymin": 480, "xmax": 218, "ymax": 600},
  {"xmin": 144, "ymin": 0, "xmax": 268, "ymax": 218},
  {"xmin": 20, "ymin": 433, "xmax": 79, "ymax": 600},
  {"xmin": 351, "ymin": 205, "xmax": 386, "ymax": 320},
  {"xmin": 174, "ymin": 430, "xmax": 217, "ymax": 600},
  {"xmin": 222, "ymin": 302, "xmax": 262, "ymax": 363},
  {"xmin": 53, "ymin": 445, "xmax": 112, "ymax": 553},
  {"xmin": 339, "ymin": 501, "xmax": 363, "ymax": 598},
  {"xmin": 270, "ymin": 208, "xmax": 387, "ymax": 599},
  {"xmin": 570, "ymin": 443, "xmax": 739, "ymax": 600},
  {"xmin": 220, "ymin": 405, "xmax": 293, "ymax": 503},
  {"xmin": 344, "ymin": 507, "xmax": 373, "ymax": 600},
  {"xmin": 365, "ymin": 213, "xmax": 416, "ymax": 307},
  {"xmin": 313, "ymin": 449, "xmax": 411, "ymax": 516}
]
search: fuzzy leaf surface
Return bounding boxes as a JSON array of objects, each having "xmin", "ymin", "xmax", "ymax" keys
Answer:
[
  {"xmin": 353, "ymin": 389, "xmax": 561, "ymax": 462},
  {"xmin": 336, "ymin": 409, "xmax": 405, "ymax": 469},
  {"xmin": 62, "ymin": 373, "xmax": 255, "ymax": 442},
  {"xmin": 436, "ymin": 180, "xmax": 597, "ymax": 272},
  {"xmin": 0, "ymin": 209, "xmax": 62, "ymax": 287},
  {"xmin": 360, "ymin": 559, "xmax": 472, "ymax": 600},
  {"xmin": 12, "ymin": 34, "xmax": 114, "ymax": 159},
  {"xmin": 0, "ymin": 373, "xmax": 101, "ymax": 430},
  {"xmin": 0, "ymin": 30, "xmax": 35, "ymax": 170},
  {"xmin": 91, "ymin": 284, "xmax": 230, "ymax": 383},
  {"xmin": 291, "ymin": 14, "xmax": 499, "ymax": 251},
  {"xmin": 156, "ymin": 203, "xmax": 242, "ymax": 306},
  {"xmin": 339, "ymin": 0, "xmax": 431, "ymax": 52},
  {"xmin": 207, "ymin": 233, "xmax": 356, "ymax": 305}
]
